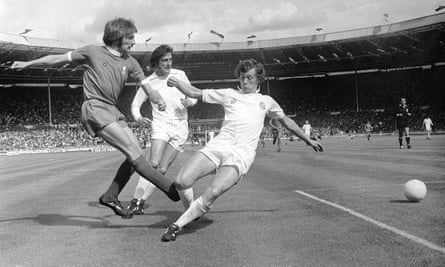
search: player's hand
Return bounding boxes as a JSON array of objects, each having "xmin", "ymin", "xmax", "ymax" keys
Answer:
[
  {"xmin": 181, "ymin": 98, "xmax": 194, "ymax": 108},
  {"xmin": 10, "ymin": 61, "xmax": 29, "ymax": 70},
  {"xmin": 167, "ymin": 76, "xmax": 180, "ymax": 88},
  {"xmin": 136, "ymin": 116, "xmax": 152, "ymax": 126},
  {"xmin": 307, "ymin": 140, "xmax": 324, "ymax": 152},
  {"xmin": 157, "ymin": 100, "xmax": 166, "ymax": 111}
]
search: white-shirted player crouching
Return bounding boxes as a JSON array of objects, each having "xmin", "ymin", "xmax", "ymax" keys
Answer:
[{"xmin": 161, "ymin": 59, "xmax": 324, "ymax": 242}]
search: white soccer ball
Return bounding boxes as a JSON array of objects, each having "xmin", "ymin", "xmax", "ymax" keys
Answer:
[{"xmin": 403, "ymin": 179, "xmax": 427, "ymax": 202}]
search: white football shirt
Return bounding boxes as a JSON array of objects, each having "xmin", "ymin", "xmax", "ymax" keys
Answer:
[
  {"xmin": 302, "ymin": 123, "xmax": 312, "ymax": 136},
  {"xmin": 423, "ymin": 118, "xmax": 433, "ymax": 130},
  {"xmin": 132, "ymin": 69, "xmax": 197, "ymax": 121},
  {"xmin": 202, "ymin": 88, "xmax": 285, "ymax": 151}
]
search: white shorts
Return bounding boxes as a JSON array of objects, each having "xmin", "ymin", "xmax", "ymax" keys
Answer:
[
  {"xmin": 199, "ymin": 136, "xmax": 256, "ymax": 177},
  {"xmin": 151, "ymin": 119, "xmax": 188, "ymax": 152}
]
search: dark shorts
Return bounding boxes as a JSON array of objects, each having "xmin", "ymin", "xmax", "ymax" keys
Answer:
[{"xmin": 81, "ymin": 99, "xmax": 128, "ymax": 137}]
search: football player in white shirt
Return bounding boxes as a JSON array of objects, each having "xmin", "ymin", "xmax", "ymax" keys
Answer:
[
  {"xmin": 302, "ymin": 120, "xmax": 312, "ymax": 137},
  {"xmin": 161, "ymin": 59, "xmax": 323, "ymax": 242},
  {"xmin": 128, "ymin": 45, "xmax": 197, "ymax": 214},
  {"xmin": 422, "ymin": 115, "xmax": 433, "ymax": 140}
]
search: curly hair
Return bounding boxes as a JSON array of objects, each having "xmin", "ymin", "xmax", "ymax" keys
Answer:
[{"xmin": 234, "ymin": 59, "xmax": 266, "ymax": 83}]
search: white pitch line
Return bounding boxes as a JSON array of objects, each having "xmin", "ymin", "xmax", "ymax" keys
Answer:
[
  {"xmin": 303, "ymin": 181, "xmax": 445, "ymax": 192},
  {"xmin": 295, "ymin": 190, "xmax": 445, "ymax": 254}
]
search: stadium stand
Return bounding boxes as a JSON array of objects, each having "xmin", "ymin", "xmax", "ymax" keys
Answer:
[{"xmin": 0, "ymin": 13, "xmax": 444, "ymax": 152}]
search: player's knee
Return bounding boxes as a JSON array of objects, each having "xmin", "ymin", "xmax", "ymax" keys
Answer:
[
  {"xmin": 149, "ymin": 160, "xmax": 160, "ymax": 169},
  {"xmin": 174, "ymin": 180, "xmax": 190, "ymax": 191},
  {"xmin": 157, "ymin": 166, "xmax": 167, "ymax": 175},
  {"xmin": 126, "ymin": 144, "xmax": 143, "ymax": 162}
]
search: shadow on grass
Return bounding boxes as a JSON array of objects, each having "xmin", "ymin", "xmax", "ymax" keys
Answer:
[
  {"xmin": 0, "ymin": 197, "xmax": 277, "ymax": 235},
  {"xmin": 389, "ymin": 199, "xmax": 418, "ymax": 203},
  {"xmin": 0, "ymin": 211, "xmax": 183, "ymax": 229}
]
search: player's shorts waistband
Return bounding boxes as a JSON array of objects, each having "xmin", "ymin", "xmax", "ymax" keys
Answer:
[{"xmin": 83, "ymin": 98, "xmax": 115, "ymax": 106}]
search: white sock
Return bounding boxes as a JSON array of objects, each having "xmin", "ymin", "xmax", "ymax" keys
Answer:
[
  {"xmin": 178, "ymin": 188, "xmax": 194, "ymax": 210},
  {"xmin": 141, "ymin": 180, "xmax": 156, "ymax": 201},
  {"xmin": 133, "ymin": 176, "xmax": 155, "ymax": 201},
  {"xmin": 175, "ymin": 197, "xmax": 210, "ymax": 228}
]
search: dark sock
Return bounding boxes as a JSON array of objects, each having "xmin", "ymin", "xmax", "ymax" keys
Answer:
[
  {"xmin": 132, "ymin": 156, "xmax": 179, "ymax": 202},
  {"xmin": 406, "ymin": 137, "xmax": 410, "ymax": 145},
  {"xmin": 398, "ymin": 138, "xmax": 403, "ymax": 146},
  {"xmin": 103, "ymin": 160, "xmax": 135, "ymax": 201}
]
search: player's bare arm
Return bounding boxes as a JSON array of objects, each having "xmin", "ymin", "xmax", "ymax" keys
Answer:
[
  {"xmin": 279, "ymin": 116, "xmax": 324, "ymax": 152},
  {"xmin": 167, "ymin": 76, "xmax": 202, "ymax": 99},
  {"xmin": 140, "ymin": 81, "xmax": 166, "ymax": 111},
  {"xmin": 11, "ymin": 54, "xmax": 70, "ymax": 70},
  {"xmin": 131, "ymin": 92, "xmax": 152, "ymax": 126}
]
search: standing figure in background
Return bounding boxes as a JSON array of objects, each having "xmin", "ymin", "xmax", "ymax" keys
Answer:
[
  {"xmin": 364, "ymin": 121, "xmax": 373, "ymax": 141},
  {"xmin": 270, "ymin": 118, "xmax": 282, "ymax": 152},
  {"xmin": 422, "ymin": 115, "xmax": 433, "ymax": 140},
  {"xmin": 395, "ymin": 98, "xmax": 412, "ymax": 149},
  {"xmin": 302, "ymin": 120, "xmax": 312, "ymax": 137}
]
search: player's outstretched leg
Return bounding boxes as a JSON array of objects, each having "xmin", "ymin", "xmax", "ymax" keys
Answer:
[
  {"xmin": 131, "ymin": 155, "xmax": 180, "ymax": 202},
  {"xmin": 98, "ymin": 124, "xmax": 180, "ymax": 202}
]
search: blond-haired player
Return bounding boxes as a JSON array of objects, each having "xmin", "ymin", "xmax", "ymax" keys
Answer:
[{"xmin": 161, "ymin": 59, "xmax": 323, "ymax": 242}]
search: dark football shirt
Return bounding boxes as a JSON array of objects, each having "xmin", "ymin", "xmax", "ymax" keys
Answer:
[{"xmin": 70, "ymin": 45, "xmax": 145, "ymax": 105}]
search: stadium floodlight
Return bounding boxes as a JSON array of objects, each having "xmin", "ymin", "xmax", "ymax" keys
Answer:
[
  {"xmin": 273, "ymin": 58, "xmax": 282, "ymax": 64},
  {"xmin": 19, "ymin": 29, "xmax": 33, "ymax": 35},
  {"xmin": 288, "ymin": 57, "xmax": 298, "ymax": 64},
  {"xmin": 318, "ymin": 55, "xmax": 327, "ymax": 62}
]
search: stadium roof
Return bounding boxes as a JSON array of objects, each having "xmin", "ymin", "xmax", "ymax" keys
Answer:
[{"xmin": 0, "ymin": 12, "xmax": 444, "ymax": 85}]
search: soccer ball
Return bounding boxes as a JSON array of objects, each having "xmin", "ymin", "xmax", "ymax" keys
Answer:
[{"xmin": 403, "ymin": 179, "xmax": 427, "ymax": 202}]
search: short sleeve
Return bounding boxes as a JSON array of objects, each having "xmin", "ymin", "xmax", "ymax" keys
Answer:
[
  {"xmin": 128, "ymin": 57, "xmax": 145, "ymax": 82},
  {"xmin": 180, "ymin": 71, "xmax": 197, "ymax": 104},
  {"xmin": 180, "ymin": 71, "xmax": 191, "ymax": 86},
  {"xmin": 202, "ymin": 88, "xmax": 232, "ymax": 105},
  {"xmin": 266, "ymin": 96, "xmax": 285, "ymax": 119},
  {"xmin": 70, "ymin": 45, "xmax": 90, "ymax": 63}
]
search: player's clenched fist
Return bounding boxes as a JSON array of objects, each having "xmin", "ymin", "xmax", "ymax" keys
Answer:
[{"xmin": 167, "ymin": 76, "xmax": 181, "ymax": 88}]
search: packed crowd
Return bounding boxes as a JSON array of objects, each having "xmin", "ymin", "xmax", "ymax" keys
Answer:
[{"xmin": 1, "ymin": 68, "xmax": 443, "ymax": 151}]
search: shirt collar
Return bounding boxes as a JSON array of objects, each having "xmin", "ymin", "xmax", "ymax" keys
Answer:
[{"xmin": 105, "ymin": 46, "xmax": 122, "ymax": 57}]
